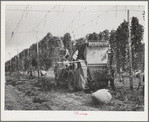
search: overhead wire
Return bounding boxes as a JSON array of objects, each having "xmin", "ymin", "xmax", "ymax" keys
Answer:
[
  {"xmin": 13, "ymin": 5, "xmax": 29, "ymax": 35},
  {"xmin": 75, "ymin": 5, "xmax": 140, "ymax": 39},
  {"xmin": 9, "ymin": 5, "xmax": 58, "ymax": 59},
  {"xmin": 16, "ymin": 33, "xmax": 28, "ymax": 46},
  {"xmin": 10, "ymin": 33, "xmax": 28, "ymax": 55},
  {"xmin": 6, "ymin": 6, "xmax": 144, "ymax": 37},
  {"xmin": 24, "ymin": 5, "xmax": 57, "ymax": 35},
  {"xmin": 6, "ymin": 31, "xmax": 45, "ymax": 34},
  {"xmin": 6, "ymin": 9, "xmax": 144, "ymax": 13},
  {"xmin": 96, "ymin": 6, "xmax": 105, "ymax": 32},
  {"xmin": 64, "ymin": 6, "xmax": 89, "ymax": 33},
  {"xmin": 6, "ymin": 5, "xmax": 145, "ymax": 61},
  {"xmin": 72, "ymin": 6, "xmax": 118, "ymax": 33},
  {"xmin": 44, "ymin": 14, "xmax": 47, "ymax": 27},
  {"xmin": 15, "ymin": 5, "xmax": 57, "ymax": 47},
  {"xmin": 62, "ymin": 5, "xmax": 65, "ymax": 13},
  {"xmin": 7, "ymin": 5, "xmax": 58, "ymax": 52},
  {"xmin": 116, "ymin": 6, "xmax": 117, "ymax": 18},
  {"xmin": 103, "ymin": 11, "xmax": 108, "ymax": 30},
  {"xmin": 6, "ymin": 7, "xmax": 144, "ymax": 37},
  {"xmin": 8, "ymin": 5, "xmax": 29, "ymax": 42}
]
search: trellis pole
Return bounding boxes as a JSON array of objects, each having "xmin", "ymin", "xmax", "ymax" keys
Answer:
[
  {"xmin": 17, "ymin": 49, "xmax": 20, "ymax": 79},
  {"xmin": 128, "ymin": 10, "xmax": 133, "ymax": 90},
  {"xmin": 36, "ymin": 30, "xmax": 40, "ymax": 79}
]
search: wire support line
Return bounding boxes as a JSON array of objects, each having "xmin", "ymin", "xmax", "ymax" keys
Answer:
[
  {"xmin": 9, "ymin": 30, "xmax": 48, "ymax": 55},
  {"xmin": 15, "ymin": 34, "xmax": 28, "ymax": 47},
  {"xmin": 8, "ymin": 5, "xmax": 29, "ymax": 42},
  {"xmin": 6, "ymin": 9, "xmax": 144, "ymax": 12},
  {"xmin": 6, "ymin": 31, "xmax": 45, "ymax": 34},
  {"xmin": 8, "ymin": 5, "xmax": 57, "ymax": 38},
  {"xmin": 6, "ymin": 5, "xmax": 57, "ymax": 43},
  {"xmin": 13, "ymin": 5, "xmax": 29, "ymax": 34},
  {"xmin": 63, "ymin": 7, "xmax": 87, "ymax": 33},
  {"xmin": 129, "ymin": 9, "xmax": 144, "ymax": 12},
  {"xmin": 7, "ymin": 5, "xmax": 57, "ymax": 41},
  {"xmin": 72, "ymin": 6, "xmax": 118, "ymax": 33},
  {"xmin": 27, "ymin": 5, "xmax": 57, "ymax": 33}
]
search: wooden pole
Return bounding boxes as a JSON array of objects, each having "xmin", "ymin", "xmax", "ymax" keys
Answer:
[
  {"xmin": 58, "ymin": 47, "xmax": 60, "ymax": 62},
  {"xmin": 28, "ymin": 48, "xmax": 30, "ymax": 69},
  {"xmin": 36, "ymin": 30, "xmax": 40, "ymax": 78},
  {"xmin": 17, "ymin": 49, "xmax": 19, "ymax": 78},
  {"xmin": 128, "ymin": 10, "xmax": 133, "ymax": 90}
]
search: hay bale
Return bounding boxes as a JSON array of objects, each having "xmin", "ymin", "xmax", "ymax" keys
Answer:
[{"xmin": 91, "ymin": 89, "xmax": 112, "ymax": 105}]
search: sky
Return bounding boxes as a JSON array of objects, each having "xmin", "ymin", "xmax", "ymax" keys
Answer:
[{"xmin": 4, "ymin": 2, "xmax": 146, "ymax": 62}]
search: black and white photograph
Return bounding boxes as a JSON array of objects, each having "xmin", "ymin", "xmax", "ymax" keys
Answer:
[{"xmin": 1, "ymin": 1, "xmax": 148, "ymax": 121}]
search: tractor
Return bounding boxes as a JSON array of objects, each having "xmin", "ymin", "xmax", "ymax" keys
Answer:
[{"xmin": 54, "ymin": 40, "xmax": 115, "ymax": 92}]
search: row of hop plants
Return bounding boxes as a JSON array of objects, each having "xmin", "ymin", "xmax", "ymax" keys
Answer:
[
  {"xmin": 5, "ymin": 33, "xmax": 63, "ymax": 72},
  {"xmin": 5, "ymin": 16, "xmax": 144, "ymax": 73}
]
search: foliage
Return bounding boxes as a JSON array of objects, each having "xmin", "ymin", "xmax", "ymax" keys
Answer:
[
  {"xmin": 109, "ymin": 18, "xmax": 144, "ymax": 72},
  {"xmin": 87, "ymin": 30, "xmax": 110, "ymax": 42},
  {"xmin": 62, "ymin": 33, "xmax": 71, "ymax": 49},
  {"xmin": 131, "ymin": 17, "xmax": 144, "ymax": 53},
  {"xmin": 24, "ymin": 58, "xmax": 29, "ymax": 71},
  {"xmin": 88, "ymin": 32, "xmax": 98, "ymax": 41},
  {"xmin": 32, "ymin": 57, "xmax": 37, "ymax": 67},
  {"xmin": 109, "ymin": 30, "xmax": 116, "ymax": 67},
  {"xmin": 5, "ymin": 32, "xmax": 64, "ymax": 72},
  {"xmin": 115, "ymin": 20, "xmax": 128, "ymax": 72},
  {"xmin": 102, "ymin": 29, "xmax": 110, "ymax": 41},
  {"xmin": 131, "ymin": 17, "xmax": 144, "ymax": 70},
  {"xmin": 5, "ymin": 17, "xmax": 144, "ymax": 73},
  {"xmin": 98, "ymin": 32, "xmax": 103, "ymax": 40}
]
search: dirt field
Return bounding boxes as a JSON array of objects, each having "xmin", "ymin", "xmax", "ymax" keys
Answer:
[{"xmin": 5, "ymin": 71, "xmax": 144, "ymax": 111}]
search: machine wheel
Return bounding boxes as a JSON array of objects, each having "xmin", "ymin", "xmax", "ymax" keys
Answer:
[
  {"xmin": 58, "ymin": 69, "xmax": 68, "ymax": 85},
  {"xmin": 67, "ymin": 70, "xmax": 76, "ymax": 92},
  {"xmin": 55, "ymin": 68, "xmax": 64, "ymax": 85}
]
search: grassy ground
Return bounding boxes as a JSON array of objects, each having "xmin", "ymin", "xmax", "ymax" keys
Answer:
[{"xmin": 5, "ymin": 71, "xmax": 144, "ymax": 111}]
